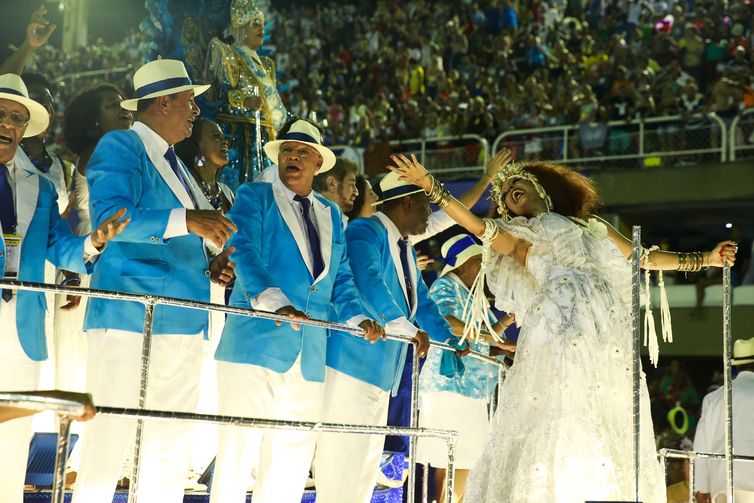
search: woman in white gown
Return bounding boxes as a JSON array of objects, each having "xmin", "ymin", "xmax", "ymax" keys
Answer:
[{"xmin": 388, "ymin": 151, "xmax": 738, "ymax": 503}]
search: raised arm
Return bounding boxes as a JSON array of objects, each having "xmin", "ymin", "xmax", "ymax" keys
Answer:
[
  {"xmin": 0, "ymin": 6, "xmax": 56, "ymax": 75},
  {"xmin": 388, "ymin": 152, "xmax": 531, "ymax": 266},
  {"xmin": 595, "ymin": 215, "xmax": 738, "ymax": 270}
]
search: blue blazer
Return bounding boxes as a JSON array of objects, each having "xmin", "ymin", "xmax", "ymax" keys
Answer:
[
  {"xmin": 84, "ymin": 127, "xmax": 211, "ymax": 336},
  {"xmin": 1, "ymin": 154, "xmax": 90, "ymax": 361},
  {"xmin": 215, "ymin": 179, "xmax": 364, "ymax": 382},
  {"xmin": 327, "ymin": 215, "xmax": 453, "ymax": 392}
]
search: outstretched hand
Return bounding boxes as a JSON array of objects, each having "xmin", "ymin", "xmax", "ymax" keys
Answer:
[
  {"xmin": 26, "ymin": 6, "xmax": 56, "ymax": 50},
  {"xmin": 707, "ymin": 241, "xmax": 738, "ymax": 268},
  {"xmin": 388, "ymin": 154, "xmax": 433, "ymax": 192},
  {"xmin": 484, "ymin": 148, "xmax": 513, "ymax": 180},
  {"xmin": 186, "ymin": 210, "xmax": 237, "ymax": 249},
  {"xmin": 91, "ymin": 208, "xmax": 130, "ymax": 250}
]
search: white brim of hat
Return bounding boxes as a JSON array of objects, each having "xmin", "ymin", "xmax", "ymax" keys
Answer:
[
  {"xmin": 264, "ymin": 139, "xmax": 337, "ymax": 174},
  {"xmin": 120, "ymin": 84, "xmax": 211, "ymax": 111},
  {"xmin": 372, "ymin": 187, "xmax": 424, "ymax": 206},
  {"xmin": 733, "ymin": 357, "xmax": 754, "ymax": 366},
  {"xmin": 440, "ymin": 244, "xmax": 483, "ymax": 277},
  {"xmin": 0, "ymin": 92, "xmax": 50, "ymax": 138}
]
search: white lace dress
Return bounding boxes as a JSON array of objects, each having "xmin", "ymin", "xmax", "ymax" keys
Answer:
[{"xmin": 465, "ymin": 213, "xmax": 664, "ymax": 503}]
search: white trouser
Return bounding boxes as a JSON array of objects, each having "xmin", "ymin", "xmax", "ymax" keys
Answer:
[
  {"xmin": 210, "ymin": 357, "xmax": 324, "ymax": 503},
  {"xmin": 314, "ymin": 368, "xmax": 390, "ymax": 503},
  {"xmin": 72, "ymin": 329, "xmax": 203, "ymax": 503},
  {"xmin": 0, "ymin": 296, "xmax": 42, "ymax": 503}
]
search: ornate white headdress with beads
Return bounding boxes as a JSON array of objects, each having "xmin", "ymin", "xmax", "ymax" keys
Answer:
[{"xmin": 489, "ymin": 162, "xmax": 554, "ymax": 220}]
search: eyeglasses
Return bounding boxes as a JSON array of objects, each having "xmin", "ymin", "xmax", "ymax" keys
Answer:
[
  {"xmin": 0, "ymin": 108, "xmax": 30, "ymax": 127},
  {"xmin": 280, "ymin": 146, "xmax": 318, "ymax": 159}
]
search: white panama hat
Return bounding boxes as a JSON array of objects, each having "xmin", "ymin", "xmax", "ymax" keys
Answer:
[
  {"xmin": 733, "ymin": 337, "xmax": 754, "ymax": 366},
  {"xmin": 264, "ymin": 119, "xmax": 336, "ymax": 174},
  {"xmin": 0, "ymin": 73, "xmax": 50, "ymax": 138},
  {"xmin": 440, "ymin": 234, "xmax": 483, "ymax": 277},
  {"xmin": 120, "ymin": 59, "xmax": 210, "ymax": 111},
  {"xmin": 373, "ymin": 170, "xmax": 424, "ymax": 206}
]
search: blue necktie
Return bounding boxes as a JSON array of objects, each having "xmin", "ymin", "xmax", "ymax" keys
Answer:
[
  {"xmin": 397, "ymin": 238, "xmax": 414, "ymax": 311},
  {"xmin": 294, "ymin": 194, "xmax": 325, "ymax": 280},
  {"xmin": 1, "ymin": 164, "xmax": 16, "ymax": 302},
  {"xmin": 164, "ymin": 147, "xmax": 195, "ymax": 206}
]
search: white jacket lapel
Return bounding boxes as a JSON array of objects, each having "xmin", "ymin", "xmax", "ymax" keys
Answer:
[
  {"xmin": 14, "ymin": 154, "xmax": 39, "ymax": 239},
  {"xmin": 131, "ymin": 126, "xmax": 195, "ymax": 209},
  {"xmin": 312, "ymin": 197, "xmax": 332, "ymax": 284},
  {"xmin": 272, "ymin": 180, "xmax": 313, "ymax": 274}
]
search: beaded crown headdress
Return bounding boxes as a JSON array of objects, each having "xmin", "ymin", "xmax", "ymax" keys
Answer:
[
  {"xmin": 231, "ymin": 0, "xmax": 265, "ymax": 29},
  {"xmin": 489, "ymin": 161, "xmax": 554, "ymax": 220}
]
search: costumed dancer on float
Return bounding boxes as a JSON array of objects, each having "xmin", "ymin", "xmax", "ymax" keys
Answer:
[
  {"xmin": 205, "ymin": 0, "xmax": 287, "ymax": 190},
  {"xmin": 388, "ymin": 149, "xmax": 738, "ymax": 503}
]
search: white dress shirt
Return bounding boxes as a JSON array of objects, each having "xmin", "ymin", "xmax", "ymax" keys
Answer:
[
  {"xmin": 2, "ymin": 156, "xmax": 100, "ymax": 278},
  {"xmin": 693, "ymin": 370, "xmax": 754, "ymax": 496},
  {"xmin": 129, "ymin": 121, "xmax": 190, "ymax": 239},
  {"xmin": 252, "ymin": 176, "xmax": 366, "ymax": 328},
  {"xmin": 375, "ymin": 212, "xmax": 419, "ymax": 339}
]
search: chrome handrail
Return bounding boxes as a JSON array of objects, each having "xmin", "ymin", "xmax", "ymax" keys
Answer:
[{"xmin": 0, "ymin": 279, "xmax": 506, "ymax": 503}]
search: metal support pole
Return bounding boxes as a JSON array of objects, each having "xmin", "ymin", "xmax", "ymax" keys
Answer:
[
  {"xmin": 631, "ymin": 226, "xmax": 642, "ymax": 501},
  {"xmin": 445, "ymin": 440, "xmax": 456, "ymax": 502},
  {"xmin": 253, "ymin": 85, "xmax": 263, "ymax": 181},
  {"xmin": 129, "ymin": 301, "xmax": 155, "ymax": 503},
  {"xmin": 722, "ymin": 262, "xmax": 734, "ymax": 503},
  {"xmin": 421, "ymin": 463, "xmax": 429, "ymax": 503},
  {"xmin": 51, "ymin": 417, "xmax": 74, "ymax": 503},
  {"xmin": 688, "ymin": 456, "xmax": 695, "ymax": 503},
  {"xmin": 407, "ymin": 342, "xmax": 421, "ymax": 503},
  {"xmin": 497, "ymin": 364, "xmax": 505, "ymax": 413}
]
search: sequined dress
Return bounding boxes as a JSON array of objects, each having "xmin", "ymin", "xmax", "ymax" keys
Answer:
[
  {"xmin": 206, "ymin": 39, "xmax": 287, "ymax": 190},
  {"xmin": 465, "ymin": 213, "xmax": 664, "ymax": 503}
]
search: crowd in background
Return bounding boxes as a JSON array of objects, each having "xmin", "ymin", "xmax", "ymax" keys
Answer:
[{"xmin": 19, "ymin": 0, "xmax": 754, "ymax": 155}]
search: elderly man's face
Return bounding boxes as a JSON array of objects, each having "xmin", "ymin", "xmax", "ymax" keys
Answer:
[
  {"xmin": 0, "ymin": 98, "xmax": 29, "ymax": 164},
  {"xmin": 162, "ymin": 90, "xmax": 199, "ymax": 145},
  {"xmin": 277, "ymin": 141, "xmax": 323, "ymax": 196}
]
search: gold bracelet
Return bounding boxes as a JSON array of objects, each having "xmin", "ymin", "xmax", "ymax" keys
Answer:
[{"xmin": 426, "ymin": 175, "xmax": 450, "ymax": 208}]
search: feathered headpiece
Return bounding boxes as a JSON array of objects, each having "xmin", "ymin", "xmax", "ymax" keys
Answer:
[{"xmin": 489, "ymin": 161, "xmax": 554, "ymax": 220}]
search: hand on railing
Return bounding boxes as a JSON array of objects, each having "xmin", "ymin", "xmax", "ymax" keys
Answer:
[
  {"xmin": 209, "ymin": 246, "xmax": 236, "ymax": 286},
  {"xmin": 706, "ymin": 241, "xmax": 738, "ymax": 268},
  {"xmin": 274, "ymin": 305, "xmax": 309, "ymax": 331},
  {"xmin": 412, "ymin": 330, "xmax": 430, "ymax": 357},
  {"xmin": 359, "ymin": 319, "xmax": 386, "ymax": 343}
]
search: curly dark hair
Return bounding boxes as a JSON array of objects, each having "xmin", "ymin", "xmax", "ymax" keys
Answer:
[
  {"xmin": 523, "ymin": 162, "xmax": 601, "ymax": 219},
  {"xmin": 63, "ymin": 84, "xmax": 124, "ymax": 155},
  {"xmin": 174, "ymin": 117, "xmax": 210, "ymax": 171}
]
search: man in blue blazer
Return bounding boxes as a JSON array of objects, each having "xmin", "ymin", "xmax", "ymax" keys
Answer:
[
  {"xmin": 73, "ymin": 60, "xmax": 237, "ymax": 503},
  {"xmin": 314, "ymin": 171, "xmax": 457, "ymax": 503},
  {"xmin": 0, "ymin": 73, "xmax": 127, "ymax": 503},
  {"xmin": 210, "ymin": 119, "xmax": 383, "ymax": 503}
]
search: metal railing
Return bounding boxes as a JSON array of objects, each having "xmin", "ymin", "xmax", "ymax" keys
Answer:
[
  {"xmin": 0, "ymin": 279, "xmax": 506, "ymax": 503},
  {"xmin": 729, "ymin": 108, "xmax": 754, "ymax": 161},
  {"xmin": 659, "ymin": 449, "xmax": 754, "ymax": 503},
  {"xmin": 491, "ymin": 113, "xmax": 727, "ymax": 169},
  {"xmin": 389, "ymin": 134, "xmax": 489, "ymax": 175}
]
